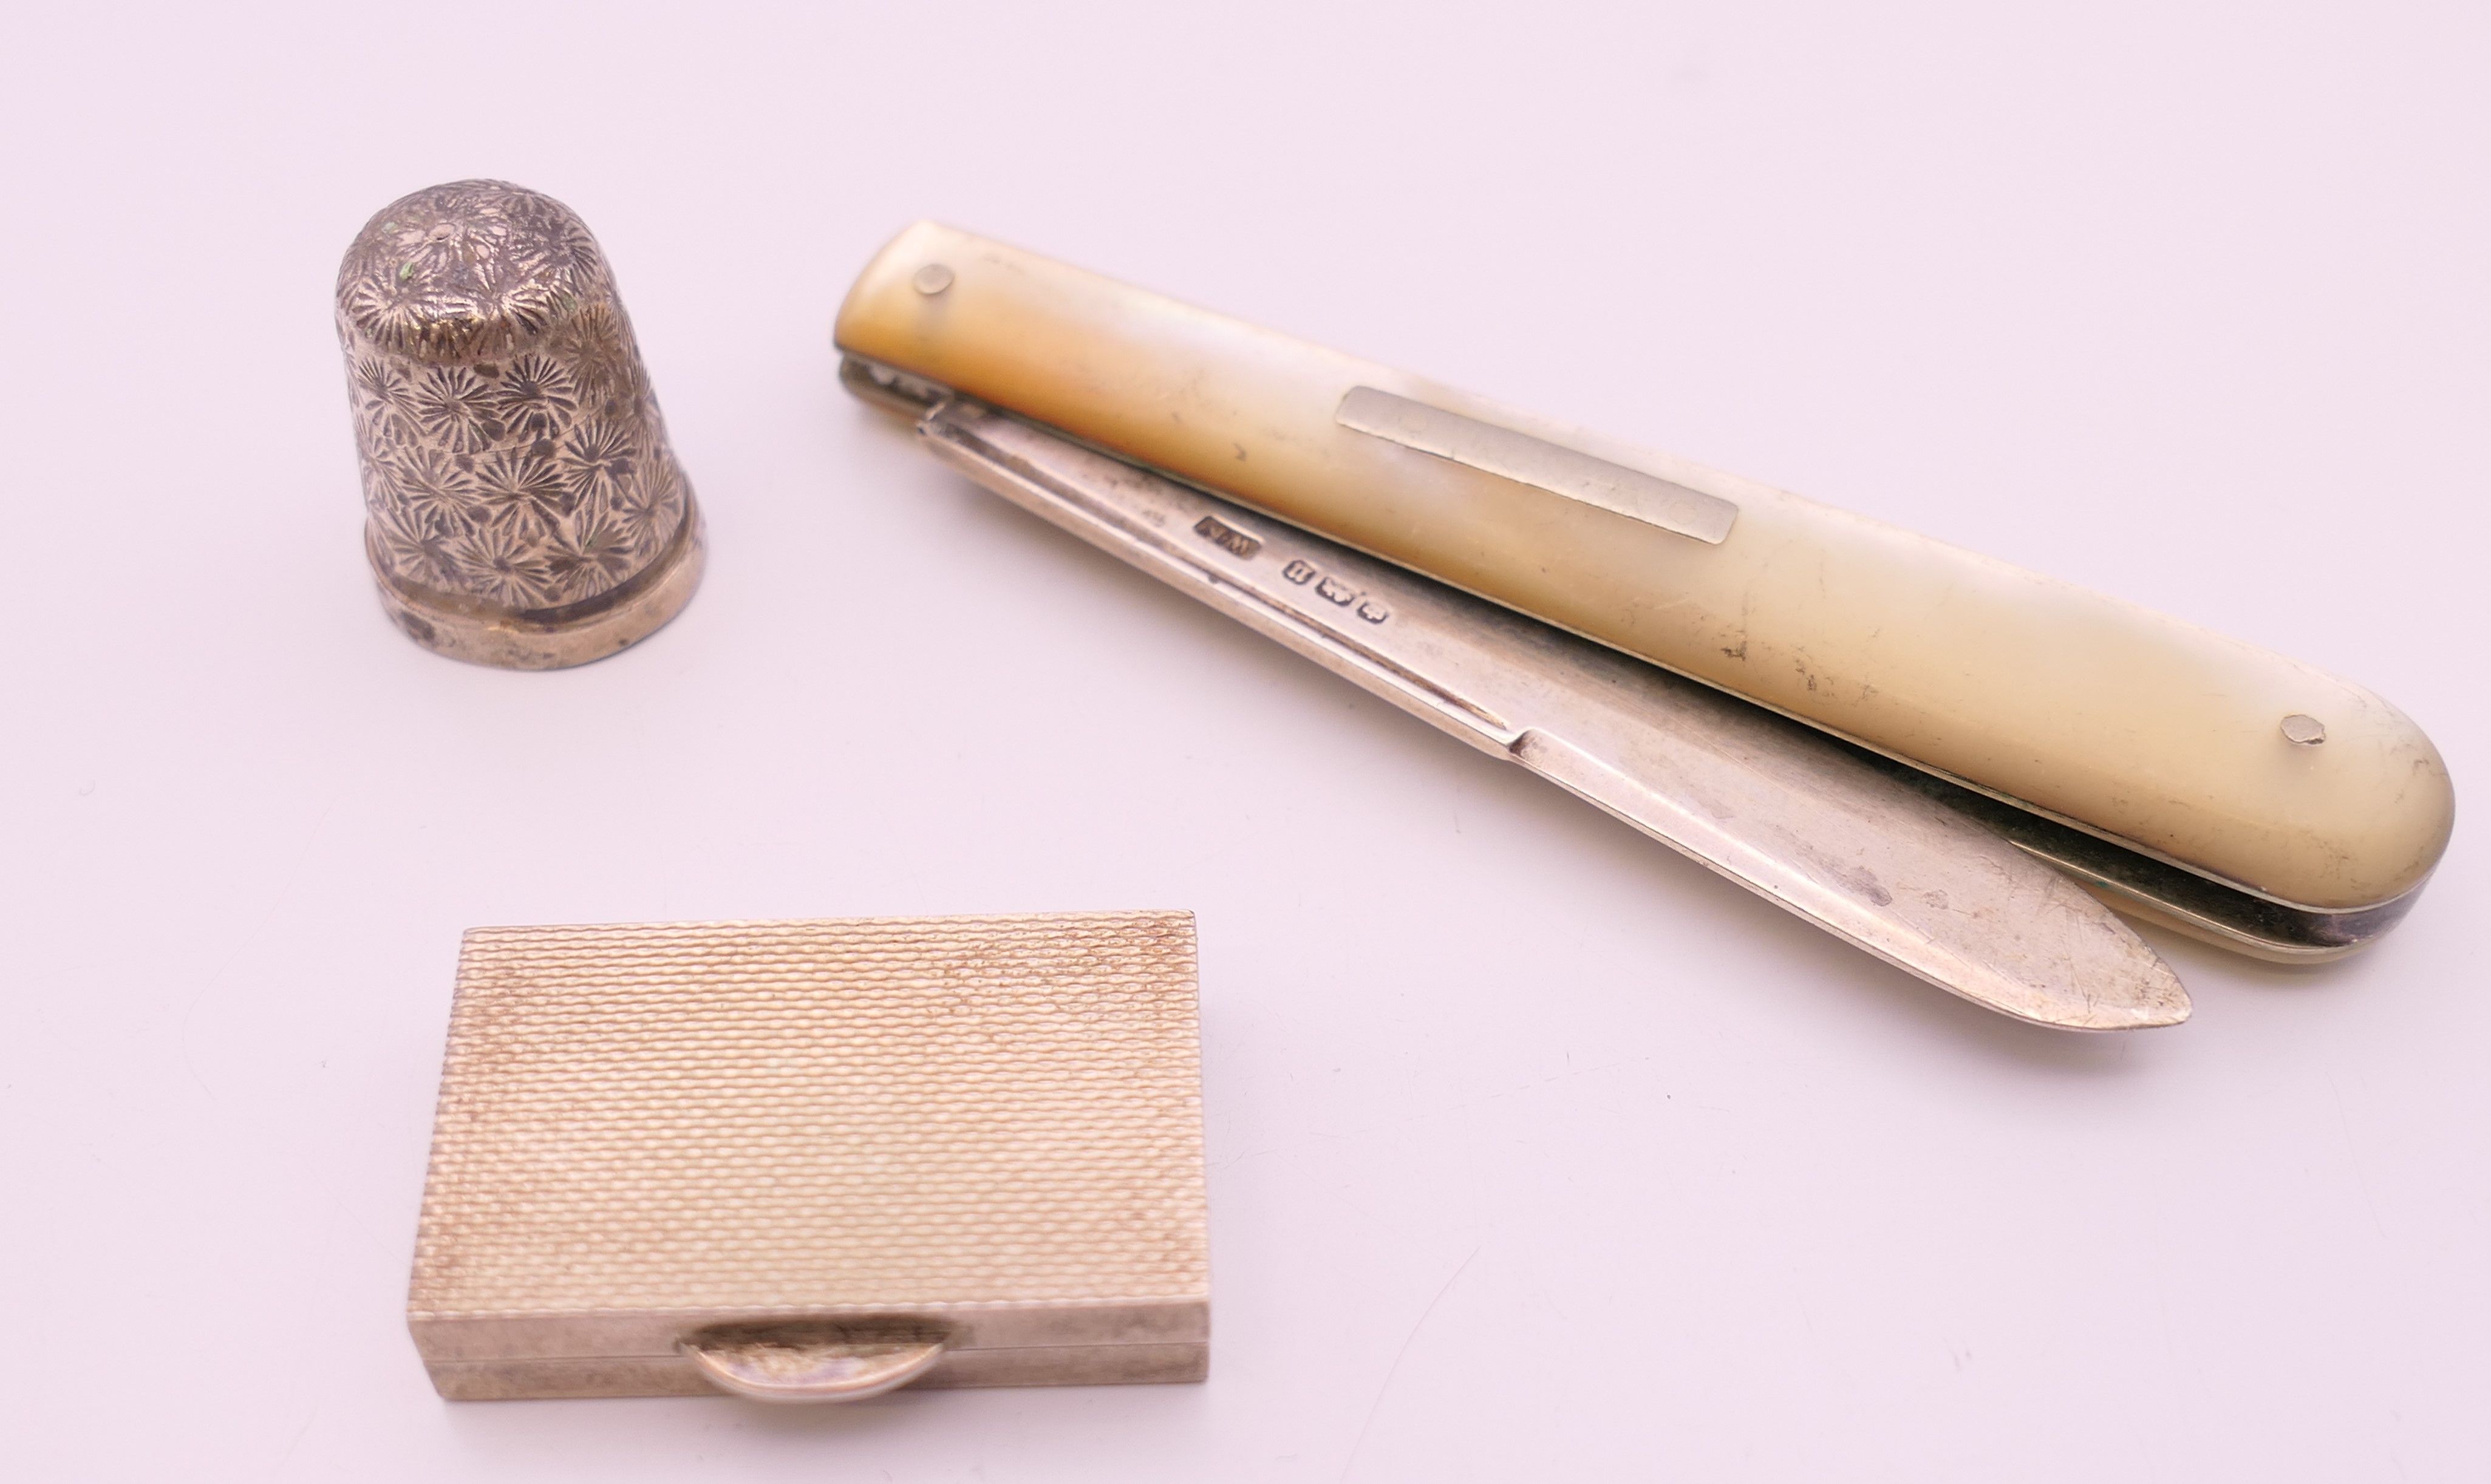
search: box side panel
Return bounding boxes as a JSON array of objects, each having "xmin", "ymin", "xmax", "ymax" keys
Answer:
[
  {"xmin": 431, "ymin": 1356, "xmax": 712, "ymax": 1401},
  {"xmin": 410, "ymin": 1298, "xmax": 1208, "ymax": 1363},
  {"xmin": 427, "ymin": 1343, "xmax": 1209, "ymax": 1401}
]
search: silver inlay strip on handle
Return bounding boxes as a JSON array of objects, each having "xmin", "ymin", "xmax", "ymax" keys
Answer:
[{"xmin": 1336, "ymin": 386, "xmax": 1738, "ymax": 544}]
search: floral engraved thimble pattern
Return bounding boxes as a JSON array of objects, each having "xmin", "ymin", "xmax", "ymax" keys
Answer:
[{"xmin": 337, "ymin": 180, "xmax": 694, "ymax": 616}]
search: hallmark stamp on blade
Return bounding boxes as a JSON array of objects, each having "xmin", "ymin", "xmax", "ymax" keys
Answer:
[
  {"xmin": 1280, "ymin": 558, "xmax": 1390, "ymax": 624},
  {"xmin": 1191, "ymin": 514, "xmax": 1261, "ymax": 559}
]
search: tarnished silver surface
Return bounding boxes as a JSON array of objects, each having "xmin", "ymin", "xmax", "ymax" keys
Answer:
[
  {"xmin": 336, "ymin": 180, "xmax": 703, "ymax": 668},
  {"xmin": 1336, "ymin": 386, "xmax": 1738, "ymax": 543},
  {"xmin": 902, "ymin": 391, "xmax": 2189, "ymax": 1031}
]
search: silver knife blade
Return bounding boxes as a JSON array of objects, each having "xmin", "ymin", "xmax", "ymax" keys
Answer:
[{"xmin": 915, "ymin": 395, "xmax": 2189, "ymax": 1031}]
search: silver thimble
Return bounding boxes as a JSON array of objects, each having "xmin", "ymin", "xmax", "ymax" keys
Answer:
[{"xmin": 335, "ymin": 180, "xmax": 704, "ymax": 668}]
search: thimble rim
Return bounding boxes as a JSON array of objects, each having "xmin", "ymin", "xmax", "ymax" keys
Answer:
[{"xmin": 367, "ymin": 497, "xmax": 706, "ymax": 670}]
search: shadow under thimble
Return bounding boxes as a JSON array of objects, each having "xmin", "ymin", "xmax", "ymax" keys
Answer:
[{"xmin": 336, "ymin": 180, "xmax": 704, "ymax": 669}]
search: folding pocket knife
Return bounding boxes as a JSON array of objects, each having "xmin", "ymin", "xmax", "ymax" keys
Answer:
[{"xmin": 834, "ymin": 224, "xmax": 2455, "ymax": 1031}]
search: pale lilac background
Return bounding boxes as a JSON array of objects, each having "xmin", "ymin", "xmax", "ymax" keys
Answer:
[{"xmin": 2, "ymin": 3, "xmax": 2484, "ymax": 1479}]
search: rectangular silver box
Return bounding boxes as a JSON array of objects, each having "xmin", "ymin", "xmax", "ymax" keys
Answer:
[{"xmin": 409, "ymin": 911, "xmax": 1209, "ymax": 1401}]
